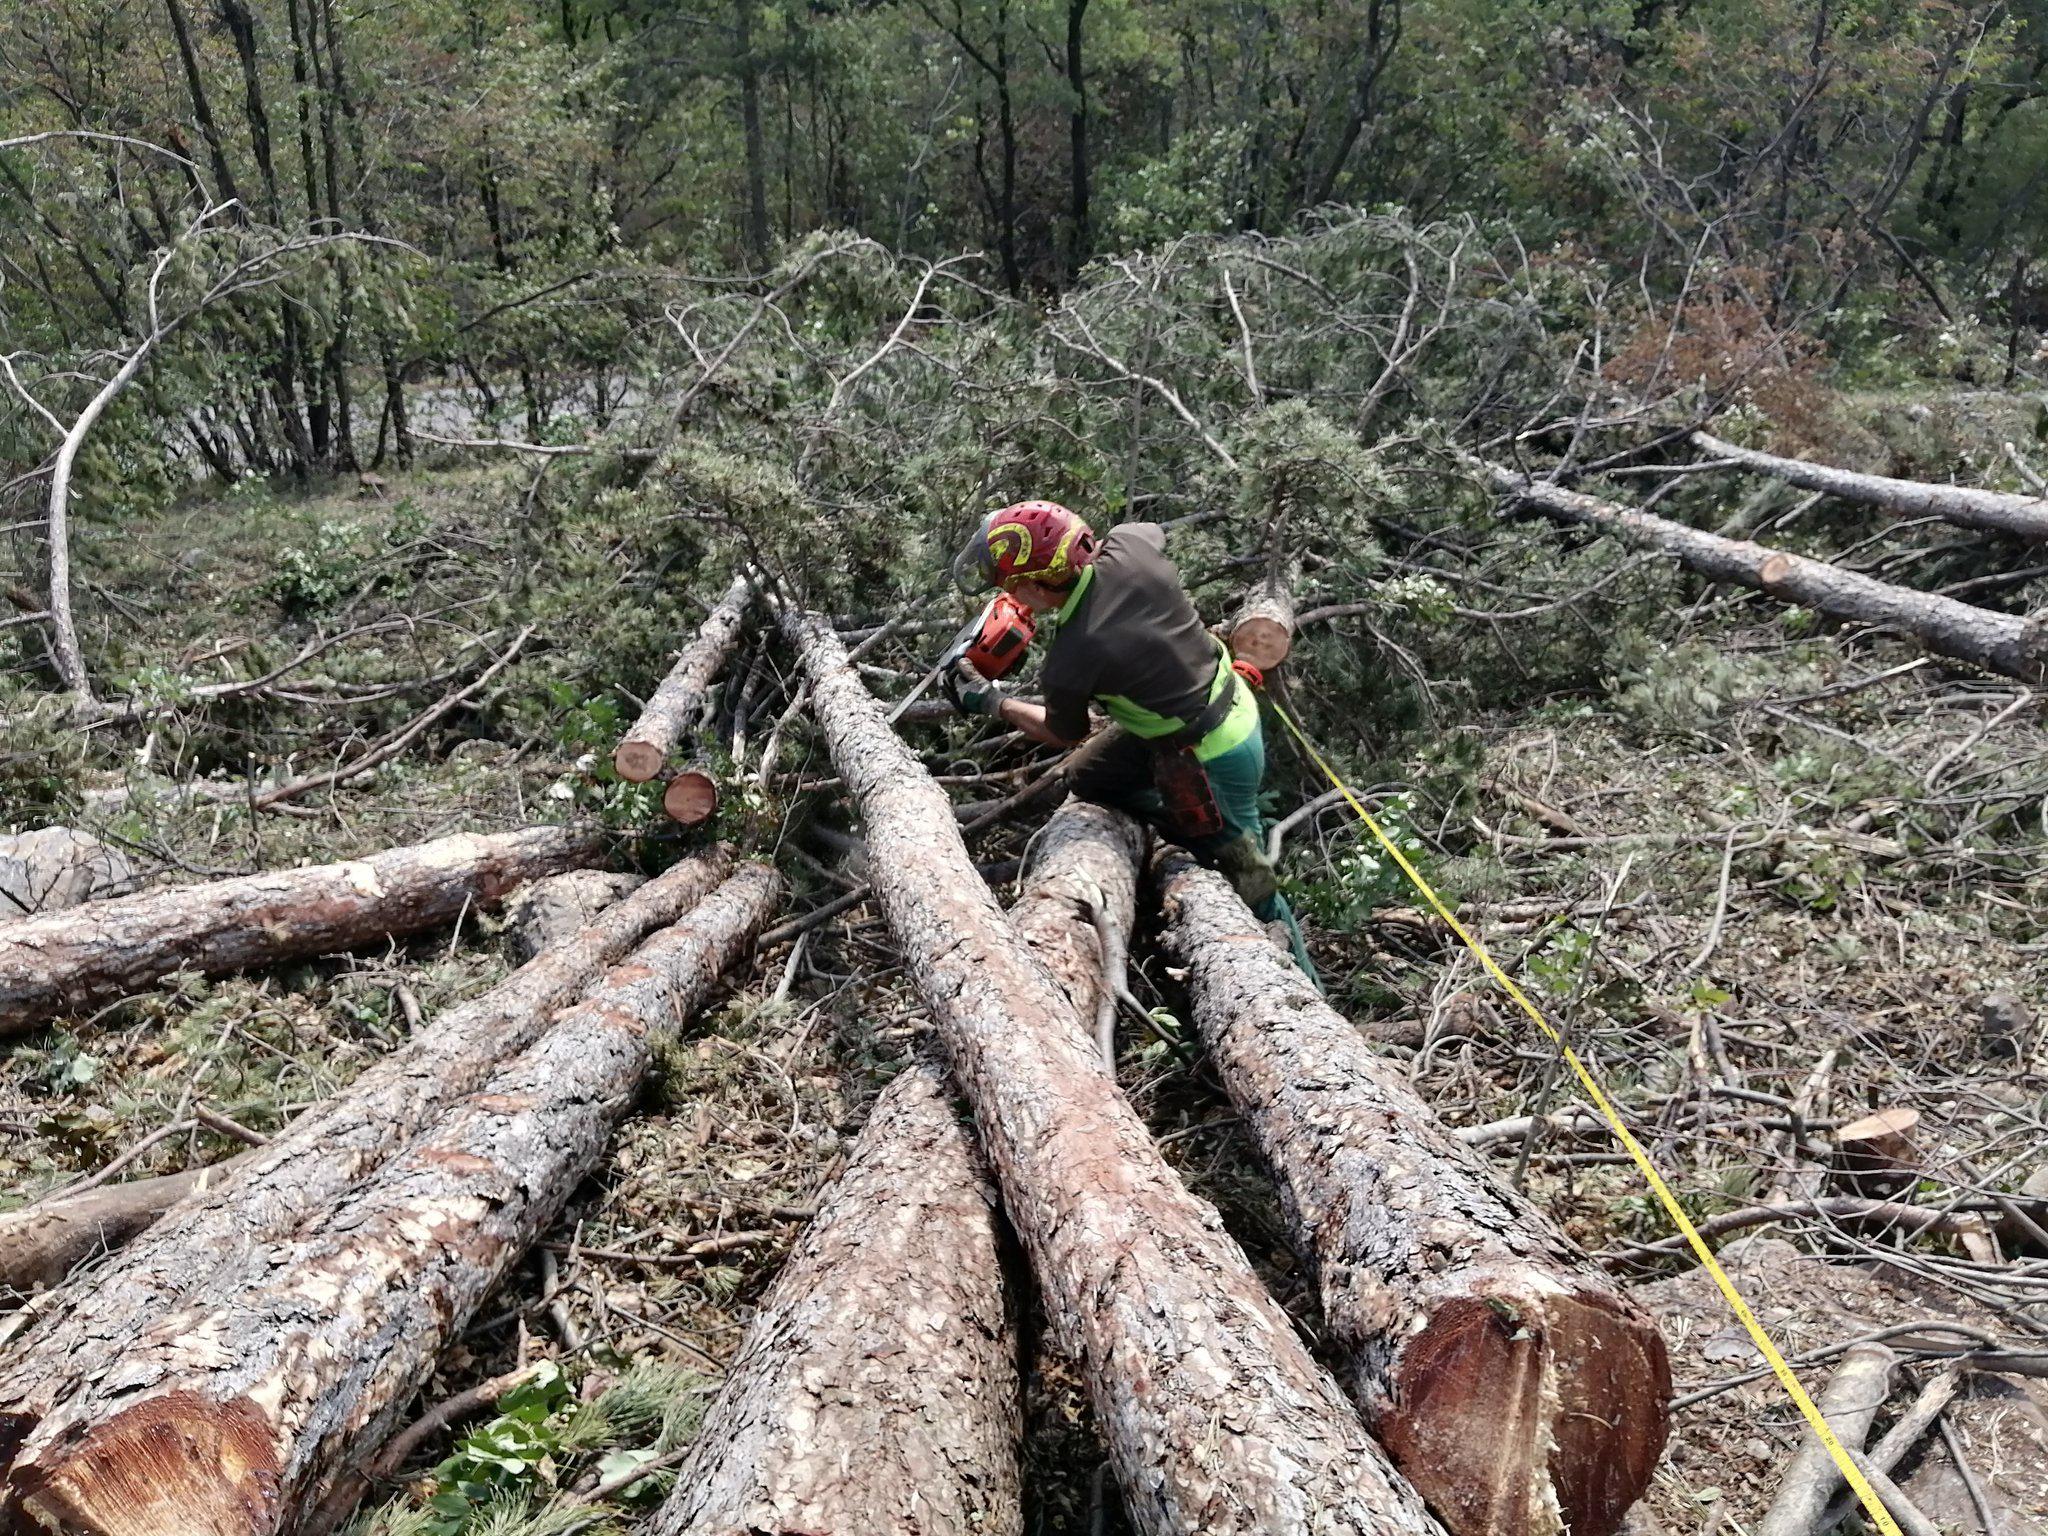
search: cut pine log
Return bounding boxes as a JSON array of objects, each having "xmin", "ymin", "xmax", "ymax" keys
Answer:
[
  {"xmin": 0, "ymin": 825, "xmax": 601, "ymax": 1037},
  {"xmin": 0, "ymin": 1165, "xmax": 214, "ymax": 1296},
  {"xmin": 662, "ymin": 766, "xmax": 721, "ymax": 826},
  {"xmin": 1158, "ymin": 851, "xmax": 1671, "ymax": 1536},
  {"xmin": 614, "ymin": 573, "xmax": 753, "ymax": 782},
  {"xmin": 652, "ymin": 1059, "xmax": 1020, "ymax": 1536},
  {"xmin": 1478, "ymin": 459, "xmax": 2048, "ymax": 682},
  {"xmin": 1006, "ymin": 800, "xmax": 1148, "ymax": 1024},
  {"xmin": 6, "ymin": 864, "xmax": 783, "ymax": 1536},
  {"xmin": 1693, "ymin": 429, "xmax": 2048, "ymax": 542},
  {"xmin": 1754, "ymin": 1341, "xmax": 1896, "ymax": 1536},
  {"xmin": 0, "ymin": 851, "xmax": 732, "ymax": 1473},
  {"xmin": 784, "ymin": 606, "xmax": 1443, "ymax": 1536},
  {"xmin": 1228, "ymin": 564, "xmax": 1300, "ymax": 674}
]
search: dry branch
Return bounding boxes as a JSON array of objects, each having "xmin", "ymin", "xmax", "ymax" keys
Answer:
[
  {"xmin": 614, "ymin": 573, "xmax": 753, "ymax": 782},
  {"xmin": 1158, "ymin": 852, "xmax": 1671, "ymax": 1536},
  {"xmin": 784, "ymin": 605, "xmax": 1443, "ymax": 1536},
  {"xmin": 0, "ymin": 825, "xmax": 599, "ymax": 1037},
  {"xmin": 652, "ymin": 1060, "xmax": 1020, "ymax": 1536},
  {"xmin": 1478, "ymin": 460, "xmax": 2048, "ymax": 682},
  {"xmin": 0, "ymin": 852, "xmax": 732, "ymax": 1470},
  {"xmin": 6, "ymin": 865, "xmax": 783, "ymax": 1536},
  {"xmin": 1693, "ymin": 429, "xmax": 2048, "ymax": 542},
  {"xmin": 1755, "ymin": 1341, "xmax": 1896, "ymax": 1536}
]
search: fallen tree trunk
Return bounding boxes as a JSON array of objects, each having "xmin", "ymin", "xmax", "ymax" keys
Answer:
[
  {"xmin": 1692, "ymin": 428, "xmax": 2048, "ymax": 542},
  {"xmin": 1228, "ymin": 564, "xmax": 1299, "ymax": 674},
  {"xmin": 652, "ymin": 1059, "xmax": 1020, "ymax": 1536},
  {"xmin": 1158, "ymin": 852, "xmax": 1671, "ymax": 1536},
  {"xmin": 0, "ymin": 828, "xmax": 137, "ymax": 918},
  {"xmin": 1478, "ymin": 460, "xmax": 2048, "ymax": 682},
  {"xmin": 614, "ymin": 573, "xmax": 753, "ymax": 782},
  {"xmin": 0, "ymin": 851, "xmax": 731, "ymax": 1469},
  {"xmin": 785, "ymin": 606, "xmax": 1442, "ymax": 1536},
  {"xmin": 0, "ymin": 825, "xmax": 601, "ymax": 1037},
  {"xmin": 1005, "ymin": 799, "xmax": 1147, "ymax": 1028},
  {"xmin": 7, "ymin": 864, "xmax": 783, "ymax": 1536},
  {"xmin": 0, "ymin": 1166, "xmax": 214, "ymax": 1297}
]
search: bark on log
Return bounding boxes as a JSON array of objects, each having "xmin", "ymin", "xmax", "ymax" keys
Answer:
[
  {"xmin": 501, "ymin": 869, "xmax": 645, "ymax": 961},
  {"xmin": 0, "ymin": 852, "xmax": 732, "ymax": 1472},
  {"xmin": 1693, "ymin": 429, "xmax": 2048, "ymax": 542},
  {"xmin": 1479, "ymin": 460, "xmax": 2048, "ymax": 682},
  {"xmin": 614, "ymin": 573, "xmax": 753, "ymax": 782},
  {"xmin": 0, "ymin": 828, "xmax": 137, "ymax": 918},
  {"xmin": 0, "ymin": 1166, "xmax": 214, "ymax": 1297},
  {"xmin": 784, "ymin": 606, "xmax": 1443, "ymax": 1536},
  {"xmin": 652, "ymin": 1060, "xmax": 1020, "ymax": 1536},
  {"xmin": 1754, "ymin": 1341, "xmax": 1896, "ymax": 1536},
  {"xmin": 0, "ymin": 825, "xmax": 602, "ymax": 1037},
  {"xmin": 1228, "ymin": 565, "xmax": 1300, "ymax": 674},
  {"xmin": 6, "ymin": 864, "xmax": 783, "ymax": 1536},
  {"xmin": 1158, "ymin": 852, "xmax": 1671, "ymax": 1536},
  {"xmin": 1006, "ymin": 800, "xmax": 1148, "ymax": 1025}
]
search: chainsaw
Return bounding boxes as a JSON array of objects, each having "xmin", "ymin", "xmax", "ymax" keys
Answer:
[{"xmin": 886, "ymin": 590, "xmax": 1036, "ymax": 723}]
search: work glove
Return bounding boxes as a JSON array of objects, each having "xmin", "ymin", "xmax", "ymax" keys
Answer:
[{"xmin": 944, "ymin": 661, "xmax": 1006, "ymax": 718}]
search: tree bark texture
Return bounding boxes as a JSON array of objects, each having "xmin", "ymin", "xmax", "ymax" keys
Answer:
[
  {"xmin": 1157, "ymin": 853, "xmax": 1671, "ymax": 1536},
  {"xmin": 1480, "ymin": 461, "xmax": 2048, "ymax": 682},
  {"xmin": 6, "ymin": 865, "xmax": 783, "ymax": 1536},
  {"xmin": 652, "ymin": 1059, "xmax": 1020, "ymax": 1536},
  {"xmin": 0, "ymin": 1166, "xmax": 215, "ymax": 1297},
  {"xmin": 614, "ymin": 573, "xmax": 753, "ymax": 782},
  {"xmin": 0, "ymin": 828, "xmax": 136, "ymax": 918},
  {"xmin": 1693, "ymin": 428, "xmax": 2048, "ymax": 541},
  {"xmin": 0, "ymin": 852, "xmax": 731, "ymax": 1471},
  {"xmin": 784, "ymin": 607, "xmax": 1444, "ymax": 1536},
  {"xmin": 0, "ymin": 825, "xmax": 601, "ymax": 1037},
  {"xmin": 1005, "ymin": 799, "xmax": 1147, "ymax": 1025}
]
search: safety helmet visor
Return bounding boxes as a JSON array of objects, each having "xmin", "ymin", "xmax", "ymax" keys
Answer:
[{"xmin": 950, "ymin": 526, "xmax": 999, "ymax": 596}]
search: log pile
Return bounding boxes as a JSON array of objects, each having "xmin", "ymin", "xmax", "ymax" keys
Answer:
[
  {"xmin": 0, "ymin": 825, "xmax": 601, "ymax": 1036},
  {"xmin": 0, "ymin": 851, "xmax": 734, "ymax": 1462},
  {"xmin": 5, "ymin": 863, "xmax": 782, "ymax": 1535},
  {"xmin": 1158, "ymin": 852, "xmax": 1671, "ymax": 1536},
  {"xmin": 784, "ymin": 605, "xmax": 1444, "ymax": 1536}
]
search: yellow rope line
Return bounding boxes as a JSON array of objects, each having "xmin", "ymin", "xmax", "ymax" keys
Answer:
[{"xmin": 1266, "ymin": 697, "xmax": 1903, "ymax": 1536}]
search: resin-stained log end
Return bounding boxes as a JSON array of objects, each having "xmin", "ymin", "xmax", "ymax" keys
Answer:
[
  {"xmin": 1380, "ymin": 1287, "xmax": 1672, "ymax": 1536},
  {"xmin": 12, "ymin": 1391, "xmax": 281, "ymax": 1536}
]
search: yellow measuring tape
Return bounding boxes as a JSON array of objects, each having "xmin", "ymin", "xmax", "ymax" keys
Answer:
[{"xmin": 1265, "ymin": 696, "xmax": 1903, "ymax": 1536}]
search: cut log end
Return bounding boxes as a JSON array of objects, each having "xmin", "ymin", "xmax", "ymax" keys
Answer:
[
  {"xmin": 1229, "ymin": 614, "xmax": 1293, "ymax": 673},
  {"xmin": 1377, "ymin": 1284, "xmax": 1672, "ymax": 1536},
  {"xmin": 1833, "ymin": 1106, "xmax": 1924, "ymax": 1197},
  {"xmin": 11, "ymin": 1392, "xmax": 279, "ymax": 1536},
  {"xmin": 613, "ymin": 739, "xmax": 668, "ymax": 784},
  {"xmin": 663, "ymin": 770, "xmax": 720, "ymax": 827}
]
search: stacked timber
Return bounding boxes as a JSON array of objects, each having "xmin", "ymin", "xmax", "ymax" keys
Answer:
[
  {"xmin": 785, "ymin": 605, "xmax": 1444, "ymax": 1536},
  {"xmin": 5, "ymin": 864, "xmax": 783, "ymax": 1536},
  {"xmin": 0, "ymin": 824, "xmax": 601, "ymax": 1036},
  {"xmin": 0, "ymin": 852, "xmax": 733, "ymax": 1463},
  {"xmin": 1477, "ymin": 458, "xmax": 2048, "ymax": 682},
  {"xmin": 655, "ymin": 799, "xmax": 1146, "ymax": 1533},
  {"xmin": 1159, "ymin": 852, "xmax": 1670, "ymax": 1536}
]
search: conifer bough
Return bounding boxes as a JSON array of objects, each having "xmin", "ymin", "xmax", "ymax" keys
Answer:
[
  {"xmin": 1158, "ymin": 853, "xmax": 1670, "ymax": 1536},
  {"xmin": 784, "ymin": 605, "xmax": 1444, "ymax": 1536},
  {"xmin": 613, "ymin": 572, "xmax": 754, "ymax": 781},
  {"xmin": 6, "ymin": 863, "xmax": 783, "ymax": 1536},
  {"xmin": 0, "ymin": 851, "xmax": 733, "ymax": 1471},
  {"xmin": 1478, "ymin": 460, "xmax": 2048, "ymax": 683},
  {"xmin": 0, "ymin": 824, "xmax": 601, "ymax": 1036}
]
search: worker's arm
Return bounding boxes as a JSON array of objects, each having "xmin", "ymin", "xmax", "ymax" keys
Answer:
[{"xmin": 997, "ymin": 697, "xmax": 1083, "ymax": 747}]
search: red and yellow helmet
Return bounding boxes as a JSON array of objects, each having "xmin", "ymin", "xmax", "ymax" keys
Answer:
[{"xmin": 951, "ymin": 501, "xmax": 1099, "ymax": 594}]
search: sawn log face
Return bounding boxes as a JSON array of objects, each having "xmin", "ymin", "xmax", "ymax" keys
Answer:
[
  {"xmin": 785, "ymin": 607, "xmax": 1445, "ymax": 1536},
  {"xmin": 6, "ymin": 865, "xmax": 783, "ymax": 1536},
  {"xmin": 1158, "ymin": 853, "xmax": 1671, "ymax": 1536},
  {"xmin": 653, "ymin": 1060, "xmax": 1021, "ymax": 1536},
  {"xmin": 0, "ymin": 825, "xmax": 602, "ymax": 1036},
  {"xmin": 0, "ymin": 850, "xmax": 732, "ymax": 1476}
]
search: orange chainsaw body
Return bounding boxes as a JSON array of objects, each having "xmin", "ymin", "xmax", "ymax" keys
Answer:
[{"xmin": 959, "ymin": 591, "xmax": 1036, "ymax": 680}]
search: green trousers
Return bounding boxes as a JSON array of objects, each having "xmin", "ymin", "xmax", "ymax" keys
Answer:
[{"xmin": 1070, "ymin": 721, "xmax": 1319, "ymax": 985}]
